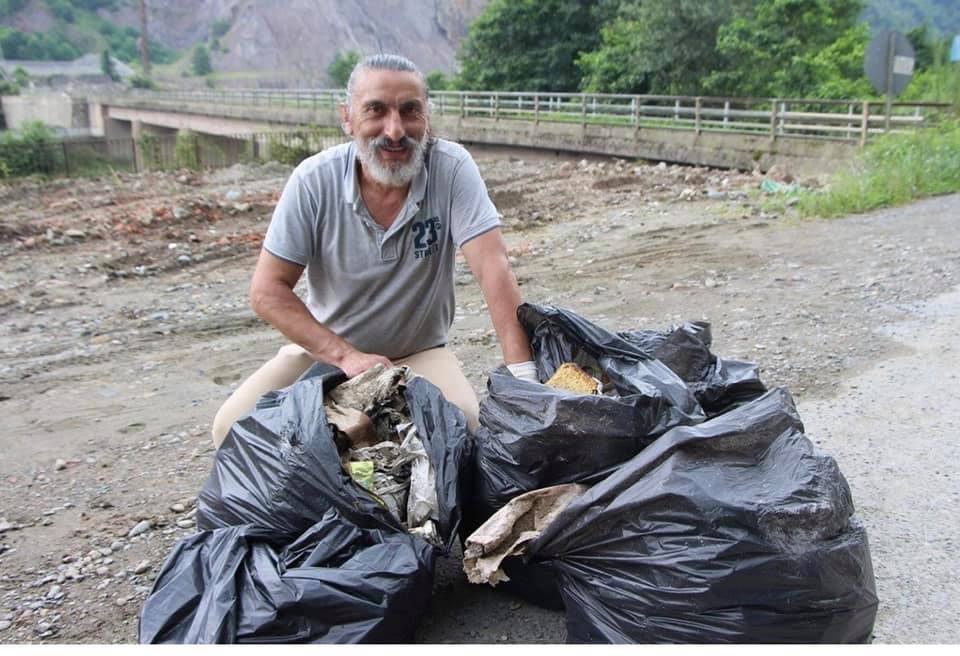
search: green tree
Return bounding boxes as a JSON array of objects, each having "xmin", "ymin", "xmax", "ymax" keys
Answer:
[
  {"xmin": 456, "ymin": 0, "xmax": 607, "ymax": 91},
  {"xmin": 101, "ymin": 48, "xmax": 119, "ymax": 81},
  {"xmin": 191, "ymin": 44, "xmax": 212, "ymax": 76},
  {"xmin": 211, "ymin": 18, "xmax": 231, "ymax": 38},
  {"xmin": 46, "ymin": 0, "xmax": 75, "ymax": 23},
  {"xmin": 327, "ymin": 50, "xmax": 361, "ymax": 87},
  {"xmin": 426, "ymin": 70, "xmax": 449, "ymax": 91},
  {"xmin": 704, "ymin": 0, "xmax": 866, "ymax": 98},
  {"xmin": 578, "ymin": 0, "xmax": 747, "ymax": 94}
]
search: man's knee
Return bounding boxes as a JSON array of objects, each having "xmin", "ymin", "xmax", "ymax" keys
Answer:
[
  {"xmin": 210, "ymin": 343, "xmax": 314, "ymax": 448},
  {"xmin": 398, "ymin": 347, "xmax": 480, "ymax": 432}
]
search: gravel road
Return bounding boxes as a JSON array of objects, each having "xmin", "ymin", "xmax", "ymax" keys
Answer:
[{"xmin": 0, "ymin": 152, "xmax": 957, "ymax": 644}]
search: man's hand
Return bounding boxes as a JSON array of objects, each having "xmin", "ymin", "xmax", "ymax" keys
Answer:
[
  {"xmin": 337, "ymin": 350, "xmax": 393, "ymax": 378},
  {"xmin": 250, "ymin": 250, "xmax": 393, "ymax": 375}
]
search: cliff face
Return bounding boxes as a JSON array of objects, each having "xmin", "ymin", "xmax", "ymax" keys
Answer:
[{"xmin": 106, "ymin": 0, "xmax": 489, "ymax": 83}]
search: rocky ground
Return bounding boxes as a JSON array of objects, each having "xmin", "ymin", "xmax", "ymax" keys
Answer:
[{"xmin": 0, "ymin": 149, "xmax": 957, "ymax": 643}]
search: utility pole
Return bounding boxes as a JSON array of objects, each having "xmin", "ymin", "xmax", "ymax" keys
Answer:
[{"xmin": 138, "ymin": 0, "xmax": 151, "ymax": 77}]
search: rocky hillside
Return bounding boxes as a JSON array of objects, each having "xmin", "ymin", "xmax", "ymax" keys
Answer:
[{"xmin": 5, "ymin": 0, "xmax": 490, "ymax": 83}]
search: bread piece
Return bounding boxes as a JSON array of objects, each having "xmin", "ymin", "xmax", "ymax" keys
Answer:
[{"xmin": 545, "ymin": 362, "xmax": 601, "ymax": 395}]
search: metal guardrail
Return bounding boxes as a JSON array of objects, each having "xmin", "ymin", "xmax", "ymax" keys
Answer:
[{"xmin": 116, "ymin": 89, "xmax": 951, "ymax": 146}]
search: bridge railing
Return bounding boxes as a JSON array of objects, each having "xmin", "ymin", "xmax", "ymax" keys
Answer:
[{"xmin": 120, "ymin": 89, "xmax": 950, "ymax": 144}]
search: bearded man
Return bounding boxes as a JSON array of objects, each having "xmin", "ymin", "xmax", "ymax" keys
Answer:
[{"xmin": 211, "ymin": 53, "xmax": 537, "ymax": 447}]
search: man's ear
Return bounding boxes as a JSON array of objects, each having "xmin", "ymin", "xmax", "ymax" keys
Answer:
[{"xmin": 338, "ymin": 103, "xmax": 352, "ymax": 136}]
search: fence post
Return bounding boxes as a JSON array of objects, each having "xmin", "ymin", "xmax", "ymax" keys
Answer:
[
  {"xmin": 460, "ymin": 91, "xmax": 465, "ymax": 119},
  {"xmin": 723, "ymin": 100, "xmax": 730, "ymax": 127},
  {"xmin": 769, "ymin": 98, "xmax": 779, "ymax": 142},
  {"xmin": 694, "ymin": 97, "xmax": 702, "ymax": 134},
  {"xmin": 494, "ymin": 93, "xmax": 499, "ymax": 121},
  {"xmin": 859, "ymin": 101, "xmax": 869, "ymax": 148},
  {"xmin": 534, "ymin": 93, "xmax": 540, "ymax": 125},
  {"xmin": 62, "ymin": 141, "xmax": 70, "ymax": 177},
  {"xmin": 581, "ymin": 94, "xmax": 587, "ymax": 128},
  {"xmin": 131, "ymin": 137, "xmax": 138, "ymax": 173}
]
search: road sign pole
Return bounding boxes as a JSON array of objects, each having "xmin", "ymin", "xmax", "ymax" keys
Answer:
[{"xmin": 884, "ymin": 32, "xmax": 896, "ymax": 132}]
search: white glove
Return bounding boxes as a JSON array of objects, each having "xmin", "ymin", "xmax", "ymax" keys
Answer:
[{"xmin": 506, "ymin": 360, "xmax": 539, "ymax": 382}]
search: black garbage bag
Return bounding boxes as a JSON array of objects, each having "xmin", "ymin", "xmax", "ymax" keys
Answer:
[
  {"xmin": 469, "ymin": 304, "xmax": 705, "ymax": 529},
  {"xmin": 618, "ymin": 320, "xmax": 766, "ymax": 416},
  {"xmin": 142, "ymin": 367, "xmax": 472, "ymax": 644},
  {"xmin": 139, "ymin": 508, "xmax": 435, "ymax": 644},
  {"xmin": 525, "ymin": 387, "xmax": 878, "ymax": 643},
  {"xmin": 198, "ymin": 370, "xmax": 472, "ymax": 551}
]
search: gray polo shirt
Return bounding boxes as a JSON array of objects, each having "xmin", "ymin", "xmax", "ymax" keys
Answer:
[{"xmin": 263, "ymin": 138, "xmax": 500, "ymax": 359}]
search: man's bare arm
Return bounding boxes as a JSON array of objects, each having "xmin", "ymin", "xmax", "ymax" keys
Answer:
[
  {"xmin": 461, "ymin": 229, "xmax": 534, "ymax": 365},
  {"xmin": 249, "ymin": 248, "xmax": 391, "ymax": 376}
]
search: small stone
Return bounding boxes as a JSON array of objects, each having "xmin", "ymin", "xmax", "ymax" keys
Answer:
[
  {"xmin": 64, "ymin": 229, "xmax": 87, "ymax": 239},
  {"xmin": 96, "ymin": 566, "xmax": 110, "ymax": 576},
  {"xmin": 0, "ymin": 520, "xmax": 15, "ymax": 533},
  {"xmin": 128, "ymin": 520, "xmax": 152, "ymax": 538},
  {"xmin": 99, "ymin": 547, "xmax": 112, "ymax": 557},
  {"xmin": 172, "ymin": 207, "xmax": 190, "ymax": 220},
  {"xmin": 177, "ymin": 254, "xmax": 192, "ymax": 265},
  {"xmin": 133, "ymin": 560, "xmax": 151, "ymax": 575},
  {"xmin": 102, "ymin": 557, "xmax": 114, "ymax": 565},
  {"xmin": 0, "ymin": 620, "xmax": 11, "ymax": 631},
  {"xmin": 114, "ymin": 596, "xmax": 128, "ymax": 607},
  {"xmin": 176, "ymin": 519, "xmax": 195, "ymax": 529},
  {"xmin": 110, "ymin": 540, "xmax": 124, "ymax": 551},
  {"xmin": 169, "ymin": 503, "xmax": 186, "ymax": 514},
  {"xmin": 53, "ymin": 459, "xmax": 67, "ymax": 471}
]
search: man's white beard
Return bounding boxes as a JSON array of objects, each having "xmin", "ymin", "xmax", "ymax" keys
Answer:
[{"xmin": 355, "ymin": 133, "xmax": 427, "ymax": 187}]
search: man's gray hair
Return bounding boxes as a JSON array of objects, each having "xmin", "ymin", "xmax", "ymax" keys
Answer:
[{"xmin": 345, "ymin": 54, "xmax": 427, "ymax": 106}]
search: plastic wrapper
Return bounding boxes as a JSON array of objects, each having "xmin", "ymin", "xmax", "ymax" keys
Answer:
[{"xmin": 525, "ymin": 388, "xmax": 878, "ymax": 643}]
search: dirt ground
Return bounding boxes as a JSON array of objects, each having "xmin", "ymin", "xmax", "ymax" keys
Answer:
[{"xmin": 0, "ymin": 147, "xmax": 957, "ymax": 644}]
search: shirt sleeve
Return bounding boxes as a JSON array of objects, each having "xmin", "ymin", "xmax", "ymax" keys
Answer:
[
  {"xmin": 263, "ymin": 168, "xmax": 319, "ymax": 266},
  {"xmin": 449, "ymin": 152, "xmax": 501, "ymax": 248}
]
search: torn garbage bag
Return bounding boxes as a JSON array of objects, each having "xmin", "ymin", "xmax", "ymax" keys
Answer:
[
  {"xmin": 197, "ymin": 364, "xmax": 472, "ymax": 550},
  {"xmin": 142, "ymin": 365, "xmax": 472, "ymax": 643},
  {"xmin": 467, "ymin": 305, "xmax": 708, "ymax": 608},
  {"xmin": 520, "ymin": 387, "xmax": 877, "ymax": 643},
  {"xmin": 139, "ymin": 508, "xmax": 435, "ymax": 644}
]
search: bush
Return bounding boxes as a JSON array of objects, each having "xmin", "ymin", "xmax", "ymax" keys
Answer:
[
  {"xmin": 129, "ymin": 73, "xmax": 156, "ymax": 89},
  {"xmin": 0, "ymin": 121, "xmax": 59, "ymax": 177},
  {"xmin": 797, "ymin": 119, "xmax": 960, "ymax": 218},
  {"xmin": 174, "ymin": 130, "xmax": 200, "ymax": 170}
]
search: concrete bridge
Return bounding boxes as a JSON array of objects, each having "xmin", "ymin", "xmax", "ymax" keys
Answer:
[{"xmin": 5, "ymin": 88, "xmax": 947, "ymax": 174}]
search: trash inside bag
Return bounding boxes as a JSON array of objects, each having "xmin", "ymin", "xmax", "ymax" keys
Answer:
[
  {"xmin": 469, "ymin": 304, "xmax": 711, "ymax": 533},
  {"xmin": 197, "ymin": 364, "xmax": 471, "ymax": 549},
  {"xmin": 142, "ymin": 364, "xmax": 472, "ymax": 643},
  {"xmin": 519, "ymin": 388, "xmax": 877, "ymax": 643},
  {"xmin": 139, "ymin": 508, "xmax": 435, "ymax": 644}
]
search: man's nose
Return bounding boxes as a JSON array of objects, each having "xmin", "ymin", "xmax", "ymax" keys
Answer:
[{"xmin": 383, "ymin": 109, "xmax": 405, "ymax": 142}]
